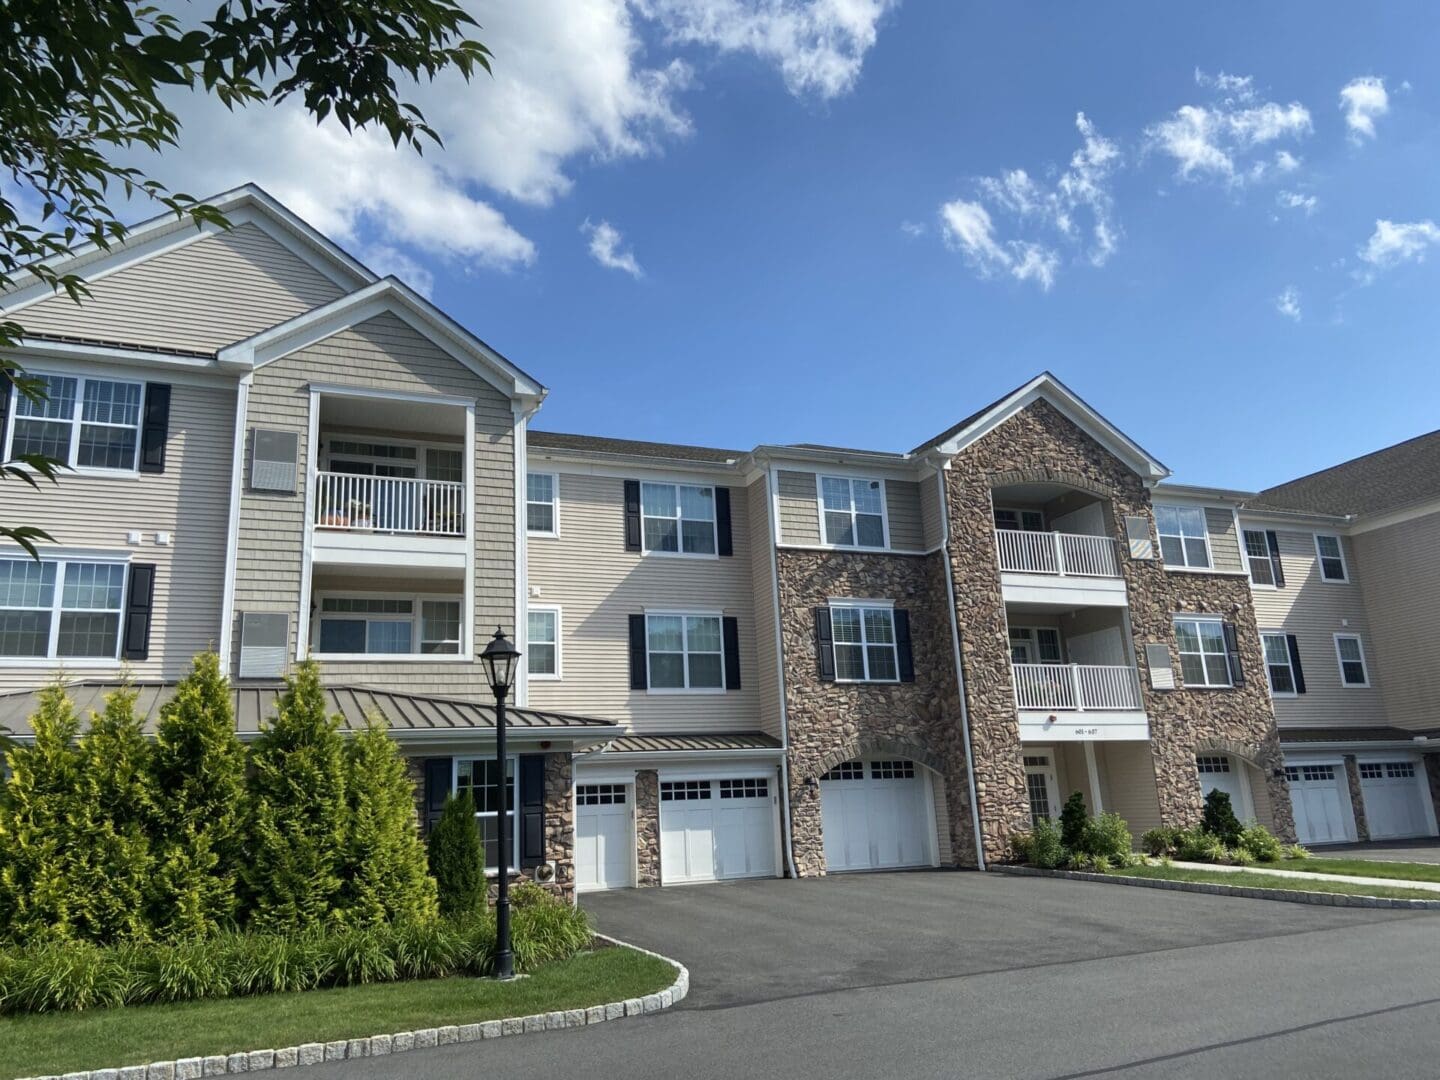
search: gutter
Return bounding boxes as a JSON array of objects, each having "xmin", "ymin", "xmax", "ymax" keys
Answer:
[{"xmin": 766, "ymin": 461, "xmax": 801, "ymax": 880}]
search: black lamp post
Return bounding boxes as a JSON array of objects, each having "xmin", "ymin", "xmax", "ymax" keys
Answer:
[{"xmin": 481, "ymin": 625, "xmax": 521, "ymax": 981}]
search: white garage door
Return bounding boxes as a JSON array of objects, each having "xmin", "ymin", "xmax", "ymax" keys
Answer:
[
  {"xmin": 1286, "ymin": 763, "xmax": 1353, "ymax": 845},
  {"xmin": 660, "ymin": 777, "xmax": 777, "ymax": 885},
  {"xmin": 1359, "ymin": 761, "xmax": 1433, "ymax": 840},
  {"xmin": 576, "ymin": 784, "xmax": 631, "ymax": 892},
  {"xmin": 820, "ymin": 759, "xmax": 932, "ymax": 872},
  {"xmin": 1196, "ymin": 755, "xmax": 1252, "ymax": 820}
]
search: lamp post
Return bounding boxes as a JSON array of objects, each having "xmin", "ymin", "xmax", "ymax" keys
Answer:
[{"xmin": 481, "ymin": 625, "xmax": 521, "ymax": 981}]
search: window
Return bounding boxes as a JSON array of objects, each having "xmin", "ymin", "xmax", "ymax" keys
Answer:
[
  {"xmin": 870, "ymin": 760, "xmax": 915, "ymax": 780},
  {"xmin": 1243, "ymin": 530, "xmax": 1276, "ymax": 587},
  {"xmin": 314, "ymin": 595, "xmax": 464, "ymax": 657},
  {"xmin": 0, "ymin": 557, "xmax": 127, "ymax": 660},
  {"xmin": 425, "ymin": 448, "xmax": 464, "ymax": 483},
  {"xmin": 1010, "ymin": 627, "xmax": 1062, "ymax": 664},
  {"xmin": 1334, "ymin": 634, "xmax": 1369, "ymax": 687},
  {"xmin": 577, "ymin": 783, "xmax": 626, "ymax": 805},
  {"xmin": 1360, "ymin": 761, "xmax": 1415, "ymax": 780},
  {"xmin": 527, "ymin": 472, "xmax": 558, "ymax": 535},
  {"xmin": 821, "ymin": 761, "xmax": 864, "ymax": 781},
  {"xmin": 820, "ymin": 476, "xmax": 886, "ymax": 548},
  {"xmin": 1286, "ymin": 764, "xmax": 1335, "ymax": 783},
  {"xmin": 1023, "ymin": 754, "xmax": 1057, "ymax": 826},
  {"xmin": 10, "ymin": 374, "xmax": 144, "ymax": 472},
  {"xmin": 1315, "ymin": 535, "xmax": 1348, "ymax": 582},
  {"xmin": 456, "ymin": 757, "xmax": 517, "ymax": 873},
  {"xmin": 994, "ymin": 508, "xmax": 1045, "ymax": 532},
  {"xmin": 528, "ymin": 607, "xmax": 559, "ymax": 678},
  {"xmin": 830, "ymin": 603, "xmax": 898, "ymax": 683},
  {"xmin": 660, "ymin": 780, "xmax": 710, "ymax": 801},
  {"xmin": 718, "ymin": 778, "xmax": 768, "ymax": 799},
  {"xmin": 1155, "ymin": 506, "xmax": 1210, "ymax": 568},
  {"xmin": 640, "ymin": 482, "xmax": 715, "ymax": 555},
  {"xmin": 420, "ymin": 601, "xmax": 461, "ymax": 654},
  {"xmin": 1261, "ymin": 633, "xmax": 1297, "ymax": 695},
  {"xmin": 1195, "ymin": 756, "xmax": 1232, "ymax": 774},
  {"xmin": 1174, "ymin": 617, "xmax": 1231, "ymax": 688},
  {"xmin": 646, "ymin": 613, "xmax": 723, "ymax": 690}
]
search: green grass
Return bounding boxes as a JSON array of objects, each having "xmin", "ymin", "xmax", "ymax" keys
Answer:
[
  {"xmin": 1270, "ymin": 857, "xmax": 1440, "ymax": 883},
  {"xmin": 1111, "ymin": 863, "xmax": 1440, "ymax": 901},
  {"xmin": 0, "ymin": 946, "xmax": 676, "ymax": 1078}
]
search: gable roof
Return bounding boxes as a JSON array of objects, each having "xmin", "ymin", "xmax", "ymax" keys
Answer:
[
  {"xmin": 1249, "ymin": 428, "xmax": 1440, "ymax": 518},
  {"xmin": 527, "ymin": 430, "xmax": 742, "ymax": 464}
]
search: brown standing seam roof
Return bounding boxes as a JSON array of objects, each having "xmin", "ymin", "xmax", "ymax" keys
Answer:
[
  {"xmin": 1279, "ymin": 726, "xmax": 1439, "ymax": 745},
  {"xmin": 602, "ymin": 732, "xmax": 782, "ymax": 753},
  {"xmin": 0, "ymin": 682, "xmax": 617, "ymax": 739}
]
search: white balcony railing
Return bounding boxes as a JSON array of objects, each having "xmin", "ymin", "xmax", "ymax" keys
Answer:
[
  {"xmin": 1012, "ymin": 663, "xmax": 1143, "ymax": 712},
  {"xmin": 995, "ymin": 529, "xmax": 1120, "ymax": 578},
  {"xmin": 314, "ymin": 471, "xmax": 465, "ymax": 537}
]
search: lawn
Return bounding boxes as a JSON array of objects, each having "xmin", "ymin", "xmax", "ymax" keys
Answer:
[
  {"xmin": 1270, "ymin": 857, "xmax": 1440, "ymax": 884},
  {"xmin": 0, "ymin": 946, "xmax": 676, "ymax": 1078},
  {"xmin": 1111, "ymin": 863, "xmax": 1440, "ymax": 900}
]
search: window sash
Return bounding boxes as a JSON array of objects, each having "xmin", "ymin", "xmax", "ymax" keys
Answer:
[
  {"xmin": 527, "ymin": 608, "xmax": 559, "ymax": 676},
  {"xmin": 0, "ymin": 557, "xmax": 125, "ymax": 660},
  {"xmin": 646, "ymin": 613, "xmax": 723, "ymax": 689},
  {"xmin": 1174, "ymin": 617, "xmax": 1231, "ymax": 687},
  {"xmin": 1315, "ymin": 535, "xmax": 1347, "ymax": 581},
  {"xmin": 526, "ymin": 472, "xmax": 557, "ymax": 534},
  {"xmin": 830, "ymin": 604, "xmax": 899, "ymax": 683},
  {"xmin": 640, "ymin": 482, "xmax": 716, "ymax": 555},
  {"xmin": 1261, "ymin": 633, "xmax": 1296, "ymax": 695},
  {"xmin": 820, "ymin": 477, "xmax": 886, "ymax": 548},
  {"xmin": 456, "ymin": 756, "xmax": 519, "ymax": 874},
  {"xmin": 1335, "ymin": 635, "xmax": 1368, "ymax": 685},
  {"xmin": 1243, "ymin": 530, "xmax": 1275, "ymax": 587},
  {"xmin": 314, "ymin": 594, "xmax": 461, "ymax": 656},
  {"xmin": 1155, "ymin": 505, "xmax": 1211, "ymax": 568},
  {"xmin": 10, "ymin": 374, "xmax": 143, "ymax": 473},
  {"xmin": 420, "ymin": 600, "xmax": 461, "ymax": 654}
]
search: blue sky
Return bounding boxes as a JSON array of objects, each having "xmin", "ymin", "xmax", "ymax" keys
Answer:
[{"xmin": 144, "ymin": 3, "xmax": 1440, "ymax": 490}]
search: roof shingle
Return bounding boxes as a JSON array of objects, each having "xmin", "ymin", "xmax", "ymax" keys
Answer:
[{"xmin": 1250, "ymin": 429, "xmax": 1440, "ymax": 517}]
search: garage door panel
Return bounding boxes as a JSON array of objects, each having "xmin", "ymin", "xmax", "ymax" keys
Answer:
[
  {"xmin": 820, "ymin": 758, "xmax": 932, "ymax": 873},
  {"xmin": 576, "ymin": 784, "xmax": 631, "ymax": 892},
  {"xmin": 660, "ymin": 777, "xmax": 776, "ymax": 884},
  {"xmin": 1360, "ymin": 761, "xmax": 1432, "ymax": 840},
  {"xmin": 1286, "ymin": 763, "xmax": 1352, "ymax": 846}
]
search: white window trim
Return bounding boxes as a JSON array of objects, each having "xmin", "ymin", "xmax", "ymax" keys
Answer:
[
  {"xmin": 1314, "ymin": 533, "xmax": 1350, "ymax": 583},
  {"xmin": 1173, "ymin": 614, "xmax": 1232, "ymax": 689},
  {"xmin": 1022, "ymin": 751, "xmax": 1061, "ymax": 824},
  {"xmin": 817, "ymin": 474, "xmax": 891, "ymax": 551},
  {"xmin": 1155, "ymin": 504, "xmax": 1213, "ymax": 570},
  {"xmin": 527, "ymin": 604, "xmax": 562, "ymax": 681},
  {"xmin": 1259, "ymin": 631, "xmax": 1298, "ymax": 698},
  {"xmin": 644, "ymin": 609, "xmax": 727, "ymax": 694},
  {"xmin": 454, "ymin": 755, "xmax": 521, "ymax": 878},
  {"xmin": 1333, "ymin": 632, "xmax": 1370, "ymax": 688},
  {"xmin": 0, "ymin": 551, "xmax": 132, "ymax": 667},
  {"xmin": 309, "ymin": 589, "xmax": 469, "ymax": 662},
  {"xmin": 639, "ymin": 480, "xmax": 719, "ymax": 560},
  {"xmin": 4, "ymin": 372, "xmax": 145, "ymax": 477},
  {"xmin": 994, "ymin": 506, "xmax": 1046, "ymax": 532},
  {"xmin": 319, "ymin": 429, "xmax": 466, "ymax": 481},
  {"xmin": 828, "ymin": 598, "xmax": 900, "ymax": 684},
  {"xmin": 1242, "ymin": 528, "xmax": 1279, "ymax": 590},
  {"xmin": 1008, "ymin": 625, "xmax": 1064, "ymax": 664},
  {"xmin": 526, "ymin": 471, "xmax": 560, "ymax": 538}
]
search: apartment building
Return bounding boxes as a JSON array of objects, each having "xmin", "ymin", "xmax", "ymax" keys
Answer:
[{"xmin": 0, "ymin": 187, "xmax": 1434, "ymax": 896}]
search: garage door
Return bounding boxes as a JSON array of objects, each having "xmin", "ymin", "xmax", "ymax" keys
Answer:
[
  {"xmin": 1196, "ymin": 755, "xmax": 1251, "ymax": 819},
  {"xmin": 1359, "ymin": 761, "xmax": 1433, "ymax": 840},
  {"xmin": 576, "ymin": 784, "xmax": 631, "ymax": 892},
  {"xmin": 1286, "ymin": 763, "xmax": 1353, "ymax": 845},
  {"xmin": 659, "ymin": 777, "xmax": 777, "ymax": 885},
  {"xmin": 820, "ymin": 759, "xmax": 932, "ymax": 872}
]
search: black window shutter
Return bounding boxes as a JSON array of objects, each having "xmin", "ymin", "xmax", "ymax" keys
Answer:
[
  {"xmin": 723, "ymin": 615, "xmax": 741, "ymax": 690},
  {"xmin": 1222, "ymin": 622, "xmax": 1245, "ymax": 687},
  {"xmin": 121, "ymin": 563, "xmax": 156, "ymax": 660},
  {"xmin": 715, "ymin": 487, "xmax": 733, "ymax": 557},
  {"xmin": 422, "ymin": 757, "xmax": 453, "ymax": 835},
  {"xmin": 519, "ymin": 754, "xmax": 545, "ymax": 868},
  {"xmin": 623, "ymin": 480, "xmax": 642, "ymax": 551},
  {"xmin": 0, "ymin": 379, "xmax": 11, "ymax": 458},
  {"xmin": 139, "ymin": 383, "xmax": 171, "ymax": 474},
  {"xmin": 894, "ymin": 609, "xmax": 915, "ymax": 682},
  {"xmin": 814, "ymin": 607, "xmax": 835, "ymax": 682},
  {"xmin": 628, "ymin": 613, "xmax": 648, "ymax": 689},
  {"xmin": 1286, "ymin": 634, "xmax": 1307, "ymax": 694},
  {"xmin": 1265, "ymin": 531, "xmax": 1285, "ymax": 589}
]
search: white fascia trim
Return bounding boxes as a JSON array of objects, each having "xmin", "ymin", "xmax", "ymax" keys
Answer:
[
  {"xmin": 1347, "ymin": 496, "xmax": 1440, "ymax": 535},
  {"xmin": 586, "ymin": 748, "xmax": 783, "ymax": 766},
  {"xmin": 4, "ymin": 340, "xmax": 233, "ymax": 385},
  {"xmin": 296, "ymin": 387, "xmax": 321, "ymax": 659},
  {"xmin": 217, "ymin": 375, "xmax": 252, "ymax": 664},
  {"xmin": 752, "ymin": 445, "xmax": 914, "ymax": 472},
  {"xmin": 1156, "ymin": 483, "xmax": 1256, "ymax": 504},
  {"xmin": 0, "ymin": 544, "xmax": 131, "ymax": 562},
  {"xmin": 528, "ymin": 456, "xmax": 738, "ymax": 486},
  {"xmin": 766, "ymin": 464, "xmax": 800, "ymax": 881},
  {"xmin": 935, "ymin": 373, "xmax": 1170, "ymax": 481},
  {"xmin": 527, "ymin": 447, "xmax": 742, "ymax": 475},
  {"xmin": 308, "ymin": 382, "xmax": 476, "ymax": 409},
  {"xmin": 512, "ymin": 401, "xmax": 528, "ymax": 705}
]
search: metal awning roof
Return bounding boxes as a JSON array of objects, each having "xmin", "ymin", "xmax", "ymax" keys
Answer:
[{"xmin": 602, "ymin": 731, "xmax": 782, "ymax": 754}]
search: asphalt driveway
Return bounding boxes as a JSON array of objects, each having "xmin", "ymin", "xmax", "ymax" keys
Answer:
[
  {"xmin": 306, "ymin": 870, "xmax": 1440, "ymax": 1079},
  {"xmin": 1314, "ymin": 838, "xmax": 1440, "ymax": 863}
]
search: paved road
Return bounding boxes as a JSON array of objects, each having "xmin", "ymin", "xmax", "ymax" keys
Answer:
[
  {"xmin": 1317, "ymin": 839, "xmax": 1440, "ymax": 863},
  {"xmin": 306, "ymin": 871, "xmax": 1440, "ymax": 1079}
]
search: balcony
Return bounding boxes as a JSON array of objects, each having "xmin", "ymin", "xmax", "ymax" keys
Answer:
[
  {"xmin": 995, "ymin": 529, "xmax": 1127, "ymax": 607},
  {"xmin": 311, "ymin": 471, "xmax": 467, "ymax": 567},
  {"xmin": 1013, "ymin": 663, "xmax": 1148, "ymax": 741}
]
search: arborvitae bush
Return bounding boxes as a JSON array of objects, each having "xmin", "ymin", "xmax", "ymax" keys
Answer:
[
  {"xmin": 1200, "ymin": 789, "xmax": 1243, "ymax": 848},
  {"xmin": 428, "ymin": 791, "xmax": 486, "ymax": 918},
  {"xmin": 243, "ymin": 661, "xmax": 349, "ymax": 933},
  {"xmin": 148, "ymin": 653, "xmax": 248, "ymax": 938},
  {"xmin": 1059, "ymin": 791, "xmax": 1089, "ymax": 852},
  {"xmin": 341, "ymin": 714, "xmax": 438, "ymax": 926}
]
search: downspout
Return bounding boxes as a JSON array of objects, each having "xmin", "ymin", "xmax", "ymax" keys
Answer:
[
  {"xmin": 937, "ymin": 464, "xmax": 987, "ymax": 870},
  {"xmin": 766, "ymin": 461, "xmax": 800, "ymax": 880}
]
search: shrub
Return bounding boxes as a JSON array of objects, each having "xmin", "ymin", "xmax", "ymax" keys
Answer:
[
  {"xmin": 1026, "ymin": 817, "xmax": 1065, "ymax": 869},
  {"xmin": 1201, "ymin": 790, "xmax": 1243, "ymax": 848},
  {"xmin": 429, "ymin": 792, "xmax": 486, "ymax": 918},
  {"xmin": 1175, "ymin": 827, "xmax": 1228, "ymax": 864},
  {"xmin": 1064, "ymin": 851, "xmax": 1110, "ymax": 873},
  {"xmin": 131, "ymin": 936, "xmax": 231, "ymax": 1003},
  {"xmin": 391, "ymin": 919, "xmax": 464, "ymax": 980},
  {"xmin": 1082, "ymin": 812, "xmax": 1134, "ymax": 864},
  {"xmin": 1009, "ymin": 831, "xmax": 1034, "ymax": 864},
  {"xmin": 224, "ymin": 931, "xmax": 327, "ymax": 996},
  {"xmin": 322, "ymin": 925, "xmax": 397, "ymax": 985},
  {"xmin": 1230, "ymin": 847, "xmax": 1256, "ymax": 867},
  {"xmin": 509, "ymin": 892, "xmax": 591, "ymax": 972},
  {"xmin": 1283, "ymin": 843, "xmax": 1312, "ymax": 860},
  {"xmin": 1059, "ymin": 792, "xmax": 1089, "ymax": 852},
  {"xmin": 2, "ymin": 940, "xmax": 132, "ymax": 1012},
  {"xmin": 1141, "ymin": 826, "xmax": 1182, "ymax": 858},
  {"xmin": 1237, "ymin": 823, "xmax": 1283, "ymax": 863}
]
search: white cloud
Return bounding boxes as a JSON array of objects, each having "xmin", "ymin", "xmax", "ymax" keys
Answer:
[
  {"xmin": 899, "ymin": 220, "xmax": 926, "ymax": 237},
  {"xmin": 1277, "ymin": 190, "xmax": 1318, "ymax": 215},
  {"xmin": 635, "ymin": 0, "xmax": 897, "ymax": 98},
  {"xmin": 1146, "ymin": 69, "xmax": 1311, "ymax": 183},
  {"xmin": 1274, "ymin": 286, "xmax": 1301, "ymax": 321},
  {"xmin": 582, "ymin": 218, "xmax": 644, "ymax": 276},
  {"xmin": 1340, "ymin": 76, "xmax": 1389, "ymax": 141},
  {"xmin": 1358, "ymin": 218, "xmax": 1440, "ymax": 272},
  {"xmin": 937, "ymin": 112, "xmax": 1119, "ymax": 290},
  {"xmin": 363, "ymin": 245, "xmax": 436, "ymax": 297}
]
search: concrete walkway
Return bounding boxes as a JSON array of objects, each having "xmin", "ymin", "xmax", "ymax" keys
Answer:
[{"xmin": 1171, "ymin": 860, "xmax": 1440, "ymax": 892}]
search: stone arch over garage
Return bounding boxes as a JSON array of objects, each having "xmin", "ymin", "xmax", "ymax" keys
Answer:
[
  {"xmin": 812, "ymin": 735, "xmax": 945, "ymax": 780},
  {"xmin": 1194, "ymin": 735, "xmax": 1267, "ymax": 770}
]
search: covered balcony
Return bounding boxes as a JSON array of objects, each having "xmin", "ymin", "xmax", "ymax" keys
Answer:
[
  {"xmin": 1007, "ymin": 606, "xmax": 1148, "ymax": 741},
  {"xmin": 991, "ymin": 481, "xmax": 1127, "ymax": 607}
]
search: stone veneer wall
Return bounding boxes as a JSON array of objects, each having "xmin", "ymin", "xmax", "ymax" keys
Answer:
[
  {"xmin": 635, "ymin": 770, "xmax": 662, "ymax": 886},
  {"xmin": 942, "ymin": 399, "xmax": 1295, "ymax": 861},
  {"xmin": 777, "ymin": 549, "xmax": 978, "ymax": 875},
  {"xmin": 1425, "ymin": 756, "xmax": 1440, "ymax": 826},
  {"xmin": 1343, "ymin": 755, "xmax": 1371, "ymax": 842}
]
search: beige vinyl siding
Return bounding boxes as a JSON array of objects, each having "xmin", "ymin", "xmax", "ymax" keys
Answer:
[
  {"xmin": 920, "ymin": 471, "xmax": 945, "ymax": 551},
  {"xmin": 746, "ymin": 475, "xmax": 782, "ymax": 739},
  {"xmin": 885, "ymin": 480, "xmax": 924, "ymax": 552},
  {"xmin": 1245, "ymin": 527, "xmax": 1386, "ymax": 729},
  {"xmin": 1247, "ymin": 763, "xmax": 1277, "ymax": 832},
  {"xmin": 1098, "ymin": 741, "xmax": 1163, "ymax": 841},
  {"xmin": 1353, "ymin": 510, "xmax": 1440, "ymax": 730},
  {"xmin": 16, "ymin": 224, "xmax": 345, "ymax": 353},
  {"xmin": 231, "ymin": 312, "xmax": 515, "ymax": 695},
  {"xmin": 776, "ymin": 469, "xmax": 821, "ymax": 545},
  {"xmin": 931, "ymin": 770, "xmax": 952, "ymax": 865},
  {"xmin": 0, "ymin": 378, "xmax": 236, "ymax": 687},
  {"xmin": 525, "ymin": 471, "xmax": 761, "ymax": 733},
  {"xmin": 1204, "ymin": 508, "xmax": 1244, "ymax": 574}
]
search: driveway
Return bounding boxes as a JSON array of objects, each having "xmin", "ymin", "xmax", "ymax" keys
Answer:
[
  {"xmin": 1313, "ymin": 838, "xmax": 1440, "ymax": 863},
  {"xmin": 306, "ymin": 871, "xmax": 1440, "ymax": 1079}
]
